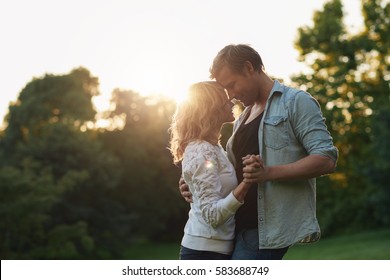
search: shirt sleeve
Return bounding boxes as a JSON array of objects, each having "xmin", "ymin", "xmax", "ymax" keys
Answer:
[
  {"xmin": 291, "ymin": 91, "xmax": 339, "ymax": 163},
  {"xmin": 183, "ymin": 142, "xmax": 242, "ymax": 228}
]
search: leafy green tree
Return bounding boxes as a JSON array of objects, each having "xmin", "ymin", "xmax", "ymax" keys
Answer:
[
  {"xmin": 359, "ymin": 0, "xmax": 390, "ymax": 226},
  {"xmin": 0, "ymin": 158, "xmax": 93, "ymax": 259},
  {"xmin": 0, "ymin": 68, "xmax": 133, "ymax": 258},
  {"xmin": 293, "ymin": 0, "xmax": 389, "ymax": 234},
  {"xmin": 101, "ymin": 89, "xmax": 187, "ymax": 242},
  {"xmin": 2, "ymin": 68, "xmax": 97, "ymax": 158}
]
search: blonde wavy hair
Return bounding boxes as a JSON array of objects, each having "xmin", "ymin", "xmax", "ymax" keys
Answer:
[{"xmin": 169, "ymin": 81, "xmax": 228, "ymax": 164}]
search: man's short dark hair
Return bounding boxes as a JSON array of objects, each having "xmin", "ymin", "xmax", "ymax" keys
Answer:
[{"xmin": 209, "ymin": 44, "xmax": 264, "ymax": 79}]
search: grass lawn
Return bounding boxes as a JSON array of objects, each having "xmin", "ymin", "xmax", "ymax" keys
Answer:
[
  {"xmin": 124, "ymin": 228, "xmax": 390, "ymax": 260},
  {"xmin": 284, "ymin": 228, "xmax": 390, "ymax": 260}
]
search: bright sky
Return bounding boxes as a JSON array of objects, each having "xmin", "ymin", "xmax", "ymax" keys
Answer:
[{"xmin": 0, "ymin": 0, "xmax": 362, "ymax": 125}]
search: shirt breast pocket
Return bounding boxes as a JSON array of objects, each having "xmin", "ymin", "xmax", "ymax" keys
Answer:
[{"xmin": 263, "ymin": 116, "xmax": 289, "ymax": 149}]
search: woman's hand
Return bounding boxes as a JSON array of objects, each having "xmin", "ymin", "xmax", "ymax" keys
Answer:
[
  {"xmin": 242, "ymin": 154, "xmax": 268, "ymax": 184},
  {"xmin": 179, "ymin": 177, "xmax": 193, "ymax": 203}
]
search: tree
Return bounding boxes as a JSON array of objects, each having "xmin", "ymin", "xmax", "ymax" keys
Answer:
[
  {"xmin": 0, "ymin": 68, "xmax": 133, "ymax": 258},
  {"xmin": 293, "ymin": 0, "xmax": 390, "ymax": 234},
  {"xmin": 101, "ymin": 89, "xmax": 187, "ymax": 242},
  {"xmin": 359, "ymin": 0, "xmax": 390, "ymax": 226},
  {"xmin": 0, "ymin": 159, "xmax": 93, "ymax": 259},
  {"xmin": 2, "ymin": 68, "xmax": 98, "ymax": 159}
]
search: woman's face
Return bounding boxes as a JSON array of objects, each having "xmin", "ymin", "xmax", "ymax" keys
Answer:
[{"xmin": 219, "ymin": 92, "xmax": 235, "ymax": 124}]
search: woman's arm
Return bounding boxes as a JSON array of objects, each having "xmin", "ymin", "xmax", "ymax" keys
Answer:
[{"xmin": 184, "ymin": 143, "xmax": 250, "ymax": 228}]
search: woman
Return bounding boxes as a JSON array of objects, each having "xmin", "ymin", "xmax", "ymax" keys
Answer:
[{"xmin": 169, "ymin": 81, "xmax": 255, "ymax": 260}]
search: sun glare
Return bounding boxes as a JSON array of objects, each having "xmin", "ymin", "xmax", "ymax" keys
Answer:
[
  {"xmin": 94, "ymin": 44, "xmax": 204, "ymax": 109},
  {"xmin": 126, "ymin": 54, "xmax": 200, "ymax": 106},
  {"xmin": 92, "ymin": 95, "xmax": 111, "ymax": 112},
  {"xmin": 134, "ymin": 80, "xmax": 189, "ymax": 105},
  {"xmin": 92, "ymin": 71, "xmax": 193, "ymax": 121}
]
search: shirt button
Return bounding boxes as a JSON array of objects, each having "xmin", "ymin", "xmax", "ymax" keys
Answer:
[
  {"xmin": 259, "ymin": 217, "xmax": 264, "ymax": 221},
  {"xmin": 258, "ymin": 195, "xmax": 262, "ymax": 199}
]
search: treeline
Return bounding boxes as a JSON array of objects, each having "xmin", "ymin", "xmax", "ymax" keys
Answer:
[
  {"xmin": 0, "ymin": 0, "xmax": 389, "ymax": 259},
  {"xmin": 0, "ymin": 68, "xmax": 188, "ymax": 259}
]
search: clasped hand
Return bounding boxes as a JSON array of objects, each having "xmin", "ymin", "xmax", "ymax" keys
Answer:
[
  {"xmin": 179, "ymin": 154, "xmax": 266, "ymax": 203},
  {"xmin": 242, "ymin": 154, "xmax": 266, "ymax": 184}
]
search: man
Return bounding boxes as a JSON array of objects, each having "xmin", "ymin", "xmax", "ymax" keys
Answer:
[{"xmin": 180, "ymin": 44, "xmax": 338, "ymax": 259}]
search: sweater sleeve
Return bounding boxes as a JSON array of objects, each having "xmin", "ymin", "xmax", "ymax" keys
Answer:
[{"xmin": 183, "ymin": 142, "xmax": 242, "ymax": 228}]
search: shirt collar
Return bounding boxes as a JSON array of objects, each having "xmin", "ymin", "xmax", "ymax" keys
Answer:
[{"xmin": 269, "ymin": 80, "xmax": 284, "ymax": 97}]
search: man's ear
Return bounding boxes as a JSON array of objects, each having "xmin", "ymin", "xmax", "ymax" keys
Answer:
[{"xmin": 243, "ymin": 61, "xmax": 255, "ymax": 75}]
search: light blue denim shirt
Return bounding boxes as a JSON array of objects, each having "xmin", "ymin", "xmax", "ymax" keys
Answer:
[{"xmin": 226, "ymin": 80, "xmax": 338, "ymax": 249}]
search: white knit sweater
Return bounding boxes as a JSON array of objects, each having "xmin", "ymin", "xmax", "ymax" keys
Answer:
[{"xmin": 181, "ymin": 140, "xmax": 242, "ymax": 254}]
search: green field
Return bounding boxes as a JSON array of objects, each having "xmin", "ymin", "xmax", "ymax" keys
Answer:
[
  {"xmin": 284, "ymin": 228, "xmax": 390, "ymax": 260},
  {"xmin": 125, "ymin": 228, "xmax": 390, "ymax": 260}
]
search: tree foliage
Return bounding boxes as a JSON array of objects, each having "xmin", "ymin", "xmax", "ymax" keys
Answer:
[
  {"xmin": 293, "ymin": 0, "xmax": 390, "ymax": 234},
  {"xmin": 0, "ymin": 68, "xmax": 186, "ymax": 259},
  {"xmin": 100, "ymin": 89, "xmax": 186, "ymax": 241}
]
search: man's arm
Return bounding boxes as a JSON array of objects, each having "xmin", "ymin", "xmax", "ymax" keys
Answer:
[{"xmin": 243, "ymin": 154, "xmax": 336, "ymax": 183}]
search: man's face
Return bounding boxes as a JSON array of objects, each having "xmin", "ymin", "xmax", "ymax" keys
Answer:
[{"xmin": 215, "ymin": 65, "xmax": 257, "ymax": 107}]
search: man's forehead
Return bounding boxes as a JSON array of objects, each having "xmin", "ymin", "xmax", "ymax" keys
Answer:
[{"xmin": 215, "ymin": 66, "xmax": 234, "ymax": 86}]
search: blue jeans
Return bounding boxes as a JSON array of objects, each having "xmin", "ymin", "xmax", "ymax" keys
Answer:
[
  {"xmin": 232, "ymin": 229, "xmax": 289, "ymax": 260},
  {"xmin": 180, "ymin": 246, "xmax": 231, "ymax": 260}
]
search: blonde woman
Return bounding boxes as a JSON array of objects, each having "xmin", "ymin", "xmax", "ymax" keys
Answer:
[{"xmin": 169, "ymin": 81, "xmax": 256, "ymax": 260}]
